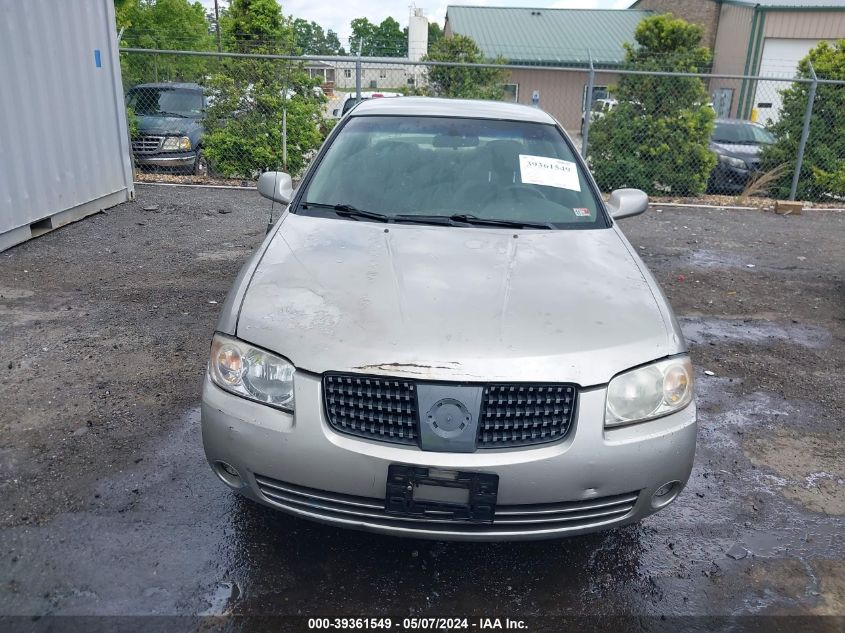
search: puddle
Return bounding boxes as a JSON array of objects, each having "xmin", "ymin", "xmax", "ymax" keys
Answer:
[
  {"xmin": 196, "ymin": 250, "xmax": 249, "ymax": 261},
  {"xmin": 743, "ymin": 430, "xmax": 845, "ymax": 515},
  {"xmin": 0, "ymin": 286, "xmax": 35, "ymax": 299},
  {"xmin": 200, "ymin": 581, "xmax": 241, "ymax": 616},
  {"xmin": 680, "ymin": 316, "xmax": 831, "ymax": 349},
  {"xmin": 688, "ymin": 250, "xmax": 749, "ymax": 269}
]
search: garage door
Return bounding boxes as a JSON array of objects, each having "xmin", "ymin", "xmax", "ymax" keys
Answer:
[{"xmin": 753, "ymin": 38, "xmax": 827, "ymax": 125}]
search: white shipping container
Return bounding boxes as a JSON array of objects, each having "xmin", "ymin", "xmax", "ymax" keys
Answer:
[{"xmin": 0, "ymin": 0, "xmax": 134, "ymax": 252}]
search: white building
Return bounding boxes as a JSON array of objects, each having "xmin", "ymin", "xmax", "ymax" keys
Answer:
[{"xmin": 304, "ymin": 8, "xmax": 430, "ymax": 94}]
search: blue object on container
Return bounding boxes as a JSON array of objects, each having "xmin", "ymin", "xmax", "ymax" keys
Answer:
[{"xmin": 94, "ymin": 49, "xmax": 101, "ymax": 68}]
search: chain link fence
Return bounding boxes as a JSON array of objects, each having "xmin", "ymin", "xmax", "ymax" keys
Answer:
[{"xmin": 120, "ymin": 48, "xmax": 845, "ymax": 205}]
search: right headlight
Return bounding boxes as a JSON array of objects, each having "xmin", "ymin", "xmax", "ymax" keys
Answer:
[
  {"xmin": 605, "ymin": 356, "xmax": 693, "ymax": 427},
  {"xmin": 208, "ymin": 333, "xmax": 295, "ymax": 412}
]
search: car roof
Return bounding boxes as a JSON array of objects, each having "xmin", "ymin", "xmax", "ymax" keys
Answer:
[
  {"xmin": 715, "ymin": 118, "xmax": 763, "ymax": 127},
  {"xmin": 131, "ymin": 82, "xmax": 203, "ymax": 91},
  {"xmin": 349, "ymin": 97, "xmax": 557, "ymax": 124}
]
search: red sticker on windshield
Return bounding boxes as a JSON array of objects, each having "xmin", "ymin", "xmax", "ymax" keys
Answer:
[{"xmin": 574, "ymin": 208, "xmax": 591, "ymax": 217}]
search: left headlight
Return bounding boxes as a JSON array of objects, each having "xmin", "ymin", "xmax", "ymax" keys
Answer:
[
  {"xmin": 605, "ymin": 356, "xmax": 693, "ymax": 427},
  {"xmin": 162, "ymin": 136, "xmax": 191, "ymax": 151},
  {"xmin": 208, "ymin": 333, "xmax": 295, "ymax": 412},
  {"xmin": 718, "ymin": 154, "xmax": 747, "ymax": 170}
]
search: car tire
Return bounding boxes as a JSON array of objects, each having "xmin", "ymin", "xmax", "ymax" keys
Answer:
[{"xmin": 192, "ymin": 149, "xmax": 209, "ymax": 177}]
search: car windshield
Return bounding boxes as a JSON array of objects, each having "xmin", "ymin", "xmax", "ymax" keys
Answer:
[
  {"xmin": 301, "ymin": 116, "xmax": 604, "ymax": 228},
  {"xmin": 126, "ymin": 87, "xmax": 204, "ymax": 118},
  {"xmin": 713, "ymin": 122, "xmax": 775, "ymax": 145}
]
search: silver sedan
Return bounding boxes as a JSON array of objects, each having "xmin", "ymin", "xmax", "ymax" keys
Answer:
[{"xmin": 201, "ymin": 97, "xmax": 696, "ymax": 540}]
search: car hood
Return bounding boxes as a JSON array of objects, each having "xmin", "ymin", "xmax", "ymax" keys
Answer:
[
  {"xmin": 236, "ymin": 214, "xmax": 682, "ymax": 385},
  {"xmin": 136, "ymin": 114, "xmax": 202, "ymax": 135},
  {"xmin": 710, "ymin": 141, "xmax": 761, "ymax": 160}
]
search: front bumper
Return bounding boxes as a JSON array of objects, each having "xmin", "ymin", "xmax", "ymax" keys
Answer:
[
  {"xmin": 201, "ymin": 373, "xmax": 697, "ymax": 541},
  {"xmin": 709, "ymin": 162, "xmax": 752, "ymax": 193},
  {"xmin": 133, "ymin": 152, "xmax": 196, "ymax": 168}
]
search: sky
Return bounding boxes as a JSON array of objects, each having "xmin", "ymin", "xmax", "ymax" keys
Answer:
[{"xmin": 200, "ymin": 0, "xmax": 633, "ymax": 47}]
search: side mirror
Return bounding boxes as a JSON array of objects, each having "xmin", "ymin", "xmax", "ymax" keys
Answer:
[
  {"xmin": 332, "ymin": 108, "xmax": 339, "ymax": 117},
  {"xmin": 606, "ymin": 188, "xmax": 648, "ymax": 220},
  {"xmin": 257, "ymin": 171, "xmax": 293, "ymax": 204}
]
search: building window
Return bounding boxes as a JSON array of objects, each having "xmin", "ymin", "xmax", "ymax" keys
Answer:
[
  {"xmin": 344, "ymin": 69, "xmax": 352, "ymax": 78},
  {"xmin": 325, "ymin": 68, "xmax": 335, "ymax": 83},
  {"xmin": 503, "ymin": 84, "xmax": 519, "ymax": 103}
]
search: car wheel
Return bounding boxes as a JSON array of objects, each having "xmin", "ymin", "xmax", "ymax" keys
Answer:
[{"xmin": 192, "ymin": 150, "xmax": 209, "ymax": 177}]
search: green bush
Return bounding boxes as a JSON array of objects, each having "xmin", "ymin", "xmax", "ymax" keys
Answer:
[
  {"xmin": 201, "ymin": 0, "xmax": 327, "ymax": 179},
  {"xmin": 423, "ymin": 35, "xmax": 508, "ymax": 100},
  {"xmin": 203, "ymin": 68, "xmax": 326, "ymax": 178},
  {"xmin": 759, "ymin": 39, "xmax": 845, "ymax": 201},
  {"xmin": 587, "ymin": 14, "xmax": 716, "ymax": 195},
  {"xmin": 126, "ymin": 106, "xmax": 139, "ymax": 138}
]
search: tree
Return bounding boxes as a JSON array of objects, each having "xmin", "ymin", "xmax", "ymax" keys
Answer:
[
  {"xmin": 349, "ymin": 18, "xmax": 377, "ymax": 56},
  {"xmin": 203, "ymin": 0, "xmax": 325, "ymax": 177},
  {"xmin": 325, "ymin": 30, "xmax": 345, "ymax": 56},
  {"xmin": 587, "ymin": 14, "xmax": 716, "ymax": 195},
  {"xmin": 221, "ymin": 0, "xmax": 295, "ymax": 53},
  {"xmin": 375, "ymin": 17, "xmax": 406, "ymax": 57},
  {"xmin": 427, "ymin": 22, "xmax": 443, "ymax": 51},
  {"xmin": 349, "ymin": 17, "xmax": 406, "ymax": 57},
  {"xmin": 116, "ymin": 0, "xmax": 214, "ymax": 87},
  {"xmin": 423, "ymin": 35, "xmax": 507, "ymax": 100},
  {"xmin": 760, "ymin": 39, "xmax": 845, "ymax": 200},
  {"xmin": 293, "ymin": 19, "xmax": 346, "ymax": 55}
]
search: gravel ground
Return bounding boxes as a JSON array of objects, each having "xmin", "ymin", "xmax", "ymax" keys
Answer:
[{"xmin": 0, "ymin": 185, "xmax": 843, "ymax": 624}]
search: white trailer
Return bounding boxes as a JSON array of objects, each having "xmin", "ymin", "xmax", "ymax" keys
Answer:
[{"xmin": 0, "ymin": 0, "xmax": 134, "ymax": 252}]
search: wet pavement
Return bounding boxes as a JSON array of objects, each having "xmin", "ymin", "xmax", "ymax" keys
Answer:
[{"xmin": 0, "ymin": 186, "xmax": 843, "ymax": 622}]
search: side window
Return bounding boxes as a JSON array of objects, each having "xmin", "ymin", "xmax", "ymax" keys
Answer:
[{"xmin": 583, "ymin": 85, "xmax": 609, "ymax": 111}]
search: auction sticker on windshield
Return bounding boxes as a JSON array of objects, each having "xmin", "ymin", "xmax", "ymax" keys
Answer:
[{"xmin": 518, "ymin": 155, "xmax": 580, "ymax": 191}]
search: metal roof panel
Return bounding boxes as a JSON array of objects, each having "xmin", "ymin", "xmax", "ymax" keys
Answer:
[{"xmin": 445, "ymin": 6, "xmax": 656, "ymax": 65}]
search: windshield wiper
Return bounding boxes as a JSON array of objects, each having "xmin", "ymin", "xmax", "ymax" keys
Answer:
[
  {"xmin": 158, "ymin": 111, "xmax": 189, "ymax": 118},
  {"xmin": 391, "ymin": 214, "xmax": 458, "ymax": 226},
  {"xmin": 449, "ymin": 214, "xmax": 555, "ymax": 230},
  {"xmin": 299, "ymin": 205, "xmax": 555, "ymax": 229},
  {"xmin": 393, "ymin": 213, "xmax": 555, "ymax": 229},
  {"xmin": 301, "ymin": 202, "xmax": 389, "ymax": 223}
]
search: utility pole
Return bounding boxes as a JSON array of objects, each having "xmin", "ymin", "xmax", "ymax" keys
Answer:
[{"xmin": 214, "ymin": 0, "xmax": 222, "ymax": 54}]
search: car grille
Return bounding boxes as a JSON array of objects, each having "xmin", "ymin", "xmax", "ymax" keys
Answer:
[
  {"xmin": 478, "ymin": 384, "xmax": 576, "ymax": 448},
  {"xmin": 254, "ymin": 474, "xmax": 639, "ymax": 536},
  {"xmin": 132, "ymin": 135, "xmax": 164, "ymax": 155},
  {"xmin": 323, "ymin": 374, "xmax": 419, "ymax": 445},
  {"xmin": 322, "ymin": 374, "xmax": 577, "ymax": 449}
]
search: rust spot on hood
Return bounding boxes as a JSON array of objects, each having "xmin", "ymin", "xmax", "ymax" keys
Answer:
[{"xmin": 353, "ymin": 361, "xmax": 462, "ymax": 372}]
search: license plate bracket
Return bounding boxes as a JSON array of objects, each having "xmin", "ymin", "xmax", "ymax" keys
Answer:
[{"xmin": 385, "ymin": 465, "xmax": 498, "ymax": 523}]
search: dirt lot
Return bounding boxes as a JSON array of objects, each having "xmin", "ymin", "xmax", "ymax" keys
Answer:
[{"xmin": 0, "ymin": 185, "xmax": 843, "ymax": 625}]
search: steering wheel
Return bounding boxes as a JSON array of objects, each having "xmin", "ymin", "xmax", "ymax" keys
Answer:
[{"xmin": 483, "ymin": 185, "xmax": 549, "ymax": 204}]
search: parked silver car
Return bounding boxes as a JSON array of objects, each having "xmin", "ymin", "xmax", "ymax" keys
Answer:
[{"xmin": 201, "ymin": 97, "xmax": 696, "ymax": 541}]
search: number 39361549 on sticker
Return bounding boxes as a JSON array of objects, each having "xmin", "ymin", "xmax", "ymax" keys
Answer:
[{"xmin": 518, "ymin": 154, "xmax": 581, "ymax": 191}]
